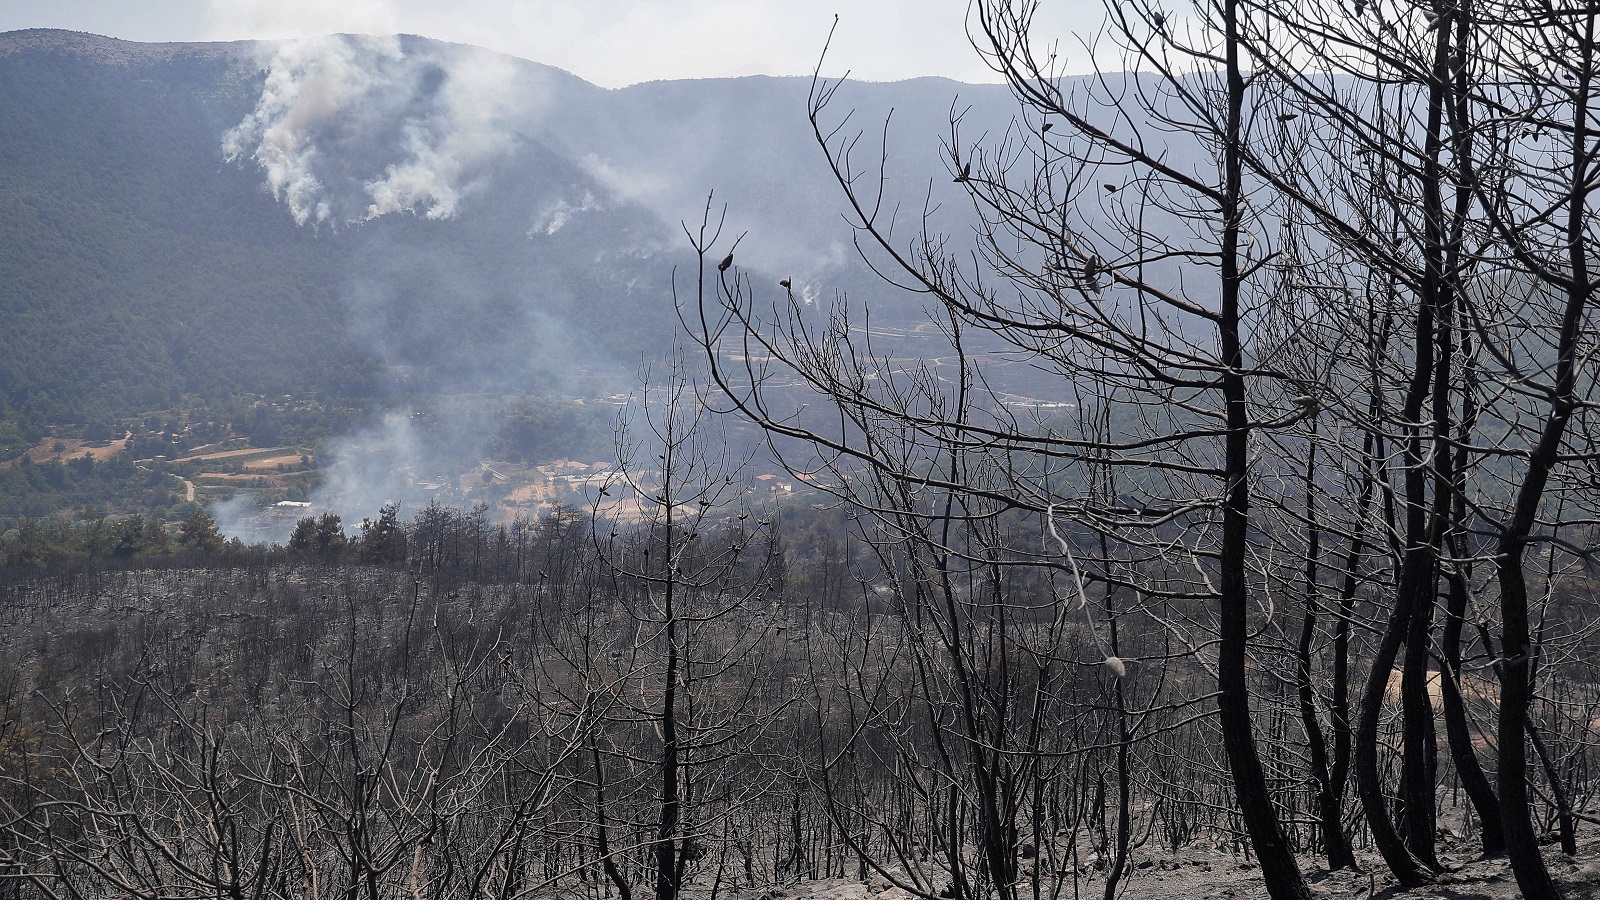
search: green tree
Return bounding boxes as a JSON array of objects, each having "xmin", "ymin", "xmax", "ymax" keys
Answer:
[
  {"xmin": 111, "ymin": 515, "xmax": 148, "ymax": 558},
  {"xmin": 177, "ymin": 507, "xmax": 224, "ymax": 554},
  {"xmin": 287, "ymin": 516, "xmax": 317, "ymax": 556},
  {"xmin": 314, "ymin": 512, "xmax": 347, "ymax": 560},
  {"xmin": 357, "ymin": 503, "xmax": 406, "ymax": 565},
  {"xmin": 141, "ymin": 514, "xmax": 170, "ymax": 555}
]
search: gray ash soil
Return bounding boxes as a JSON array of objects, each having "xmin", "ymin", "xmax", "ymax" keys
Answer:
[{"xmin": 723, "ymin": 837, "xmax": 1600, "ymax": 900}]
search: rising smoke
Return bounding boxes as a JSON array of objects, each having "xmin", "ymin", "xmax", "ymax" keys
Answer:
[
  {"xmin": 213, "ymin": 34, "xmax": 617, "ymax": 543},
  {"xmin": 222, "ymin": 35, "xmax": 399, "ymax": 225},
  {"xmin": 206, "ymin": 34, "xmax": 1006, "ymax": 543},
  {"xmin": 224, "ymin": 35, "xmax": 527, "ymax": 226}
]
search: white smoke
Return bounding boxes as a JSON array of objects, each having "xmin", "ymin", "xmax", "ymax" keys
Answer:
[
  {"xmin": 224, "ymin": 35, "xmax": 523, "ymax": 224},
  {"xmin": 529, "ymin": 191, "xmax": 605, "ymax": 236},
  {"xmin": 209, "ymin": 493, "xmax": 280, "ymax": 544},
  {"xmin": 363, "ymin": 47, "xmax": 522, "ymax": 220},
  {"xmin": 223, "ymin": 35, "xmax": 401, "ymax": 225},
  {"xmin": 208, "ymin": 412, "xmax": 430, "ymax": 545},
  {"xmin": 576, "ymin": 152, "xmax": 675, "ymax": 207},
  {"xmin": 572, "ymin": 143, "xmax": 859, "ymax": 282},
  {"xmin": 310, "ymin": 411, "xmax": 430, "ymax": 519}
]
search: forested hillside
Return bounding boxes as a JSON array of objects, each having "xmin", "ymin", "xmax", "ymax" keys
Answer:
[
  {"xmin": 0, "ymin": 29, "xmax": 1020, "ymax": 444},
  {"xmin": 0, "ymin": 33, "xmax": 678, "ymax": 434},
  {"xmin": 0, "ymin": 29, "xmax": 1038, "ymax": 526},
  {"xmin": 0, "ymin": 38, "xmax": 369, "ymax": 429}
]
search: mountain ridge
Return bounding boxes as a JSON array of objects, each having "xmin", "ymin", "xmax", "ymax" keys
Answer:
[{"xmin": 0, "ymin": 28, "xmax": 1024, "ymax": 441}]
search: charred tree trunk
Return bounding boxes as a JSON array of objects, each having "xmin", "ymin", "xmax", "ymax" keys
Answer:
[
  {"xmin": 1295, "ymin": 425, "xmax": 1356, "ymax": 870},
  {"xmin": 1218, "ymin": 3, "xmax": 1309, "ymax": 895},
  {"xmin": 592, "ymin": 743, "xmax": 634, "ymax": 900},
  {"xmin": 1438, "ymin": 563, "xmax": 1503, "ymax": 855},
  {"xmin": 655, "ymin": 581, "xmax": 683, "ymax": 900}
]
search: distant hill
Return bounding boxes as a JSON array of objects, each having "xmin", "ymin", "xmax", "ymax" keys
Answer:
[{"xmin": 0, "ymin": 29, "xmax": 1025, "ymax": 440}]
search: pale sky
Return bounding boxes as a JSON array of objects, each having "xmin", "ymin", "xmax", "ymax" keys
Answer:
[{"xmin": 0, "ymin": 0, "xmax": 1105, "ymax": 87}]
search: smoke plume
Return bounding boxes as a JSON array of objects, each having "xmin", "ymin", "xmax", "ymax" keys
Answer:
[{"xmin": 224, "ymin": 35, "xmax": 525, "ymax": 224}]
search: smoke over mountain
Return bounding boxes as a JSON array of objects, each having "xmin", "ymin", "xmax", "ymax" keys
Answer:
[
  {"xmin": 198, "ymin": 35, "xmax": 1046, "ymax": 542},
  {"xmin": 223, "ymin": 34, "xmax": 531, "ymax": 225},
  {"xmin": 0, "ymin": 29, "xmax": 1032, "ymax": 539}
]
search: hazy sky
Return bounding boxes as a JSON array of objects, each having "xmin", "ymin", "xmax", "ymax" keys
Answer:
[{"xmin": 0, "ymin": 0, "xmax": 1104, "ymax": 87}]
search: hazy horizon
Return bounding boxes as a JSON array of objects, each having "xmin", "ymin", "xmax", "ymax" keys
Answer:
[{"xmin": 0, "ymin": 0, "xmax": 1110, "ymax": 89}]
